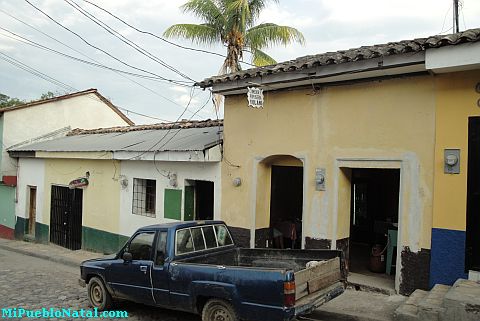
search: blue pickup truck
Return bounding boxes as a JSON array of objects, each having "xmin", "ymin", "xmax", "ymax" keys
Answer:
[{"xmin": 79, "ymin": 221, "xmax": 345, "ymax": 321}]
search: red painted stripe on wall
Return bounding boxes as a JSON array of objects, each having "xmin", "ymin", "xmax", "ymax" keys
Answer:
[{"xmin": 0, "ymin": 224, "xmax": 14, "ymax": 239}]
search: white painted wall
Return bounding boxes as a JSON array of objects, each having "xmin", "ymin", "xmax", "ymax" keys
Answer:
[
  {"xmin": 1, "ymin": 93, "xmax": 131, "ymax": 176},
  {"xmin": 15, "ymin": 158, "xmax": 45, "ymax": 223},
  {"xmin": 119, "ymin": 160, "xmax": 221, "ymax": 237}
]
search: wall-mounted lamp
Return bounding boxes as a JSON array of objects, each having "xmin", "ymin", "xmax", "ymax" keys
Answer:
[
  {"xmin": 444, "ymin": 149, "xmax": 460, "ymax": 174},
  {"xmin": 119, "ymin": 175, "xmax": 128, "ymax": 189},
  {"xmin": 232, "ymin": 177, "xmax": 242, "ymax": 187},
  {"xmin": 169, "ymin": 173, "xmax": 178, "ymax": 187},
  {"xmin": 315, "ymin": 168, "xmax": 326, "ymax": 191}
]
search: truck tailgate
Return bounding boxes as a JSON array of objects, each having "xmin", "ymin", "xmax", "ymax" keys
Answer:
[{"xmin": 295, "ymin": 257, "xmax": 342, "ymax": 301}]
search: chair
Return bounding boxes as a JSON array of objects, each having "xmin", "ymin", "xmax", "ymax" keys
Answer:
[{"xmin": 386, "ymin": 229, "xmax": 398, "ymax": 275}]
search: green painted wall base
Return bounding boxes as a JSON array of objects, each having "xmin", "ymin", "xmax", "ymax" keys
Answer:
[
  {"xmin": 35, "ymin": 222, "xmax": 49, "ymax": 244},
  {"xmin": 82, "ymin": 226, "xmax": 129, "ymax": 254},
  {"xmin": 14, "ymin": 217, "xmax": 27, "ymax": 240}
]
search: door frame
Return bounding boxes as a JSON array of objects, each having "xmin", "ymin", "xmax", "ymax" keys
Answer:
[
  {"xmin": 250, "ymin": 155, "xmax": 307, "ymax": 249},
  {"xmin": 27, "ymin": 186, "xmax": 37, "ymax": 236},
  {"xmin": 332, "ymin": 157, "xmax": 418, "ymax": 293}
]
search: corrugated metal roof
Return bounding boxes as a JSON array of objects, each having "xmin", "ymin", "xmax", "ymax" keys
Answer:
[
  {"xmin": 197, "ymin": 28, "xmax": 480, "ymax": 87},
  {"xmin": 9, "ymin": 125, "xmax": 223, "ymax": 153}
]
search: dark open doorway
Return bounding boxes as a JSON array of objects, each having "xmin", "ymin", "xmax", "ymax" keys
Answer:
[
  {"xmin": 349, "ymin": 169, "xmax": 400, "ymax": 278},
  {"xmin": 269, "ymin": 165, "xmax": 303, "ymax": 249},
  {"xmin": 466, "ymin": 117, "xmax": 480, "ymax": 272},
  {"xmin": 184, "ymin": 180, "xmax": 214, "ymax": 221}
]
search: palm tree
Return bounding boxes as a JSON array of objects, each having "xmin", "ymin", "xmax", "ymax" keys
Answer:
[{"xmin": 164, "ymin": 0, "xmax": 305, "ymax": 74}]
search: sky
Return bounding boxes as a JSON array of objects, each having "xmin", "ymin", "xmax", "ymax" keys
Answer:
[{"xmin": 1, "ymin": 0, "xmax": 479, "ymax": 124}]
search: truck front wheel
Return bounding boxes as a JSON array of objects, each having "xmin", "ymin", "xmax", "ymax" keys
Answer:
[
  {"xmin": 87, "ymin": 276, "xmax": 112, "ymax": 311},
  {"xmin": 202, "ymin": 299, "xmax": 238, "ymax": 321}
]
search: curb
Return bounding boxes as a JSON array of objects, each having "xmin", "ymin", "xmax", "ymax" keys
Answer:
[
  {"xmin": 311, "ymin": 309, "xmax": 389, "ymax": 321},
  {"xmin": 0, "ymin": 243, "xmax": 81, "ymax": 268}
]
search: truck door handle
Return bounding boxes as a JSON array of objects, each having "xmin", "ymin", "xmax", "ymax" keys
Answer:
[{"xmin": 140, "ymin": 265, "xmax": 148, "ymax": 274}]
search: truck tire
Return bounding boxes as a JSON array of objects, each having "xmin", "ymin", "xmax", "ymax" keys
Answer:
[
  {"xmin": 87, "ymin": 276, "xmax": 112, "ymax": 311},
  {"xmin": 202, "ymin": 299, "xmax": 238, "ymax": 321}
]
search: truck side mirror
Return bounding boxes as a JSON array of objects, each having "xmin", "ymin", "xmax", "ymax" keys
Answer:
[{"xmin": 123, "ymin": 251, "xmax": 133, "ymax": 262}]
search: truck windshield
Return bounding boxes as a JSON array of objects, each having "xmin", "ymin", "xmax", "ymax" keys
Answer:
[{"xmin": 175, "ymin": 224, "xmax": 233, "ymax": 256}]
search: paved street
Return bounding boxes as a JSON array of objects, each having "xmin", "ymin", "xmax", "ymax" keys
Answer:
[{"xmin": 0, "ymin": 248, "xmax": 200, "ymax": 321}]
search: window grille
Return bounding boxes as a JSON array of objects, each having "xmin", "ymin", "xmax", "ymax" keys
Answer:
[{"xmin": 132, "ymin": 178, "xmax": 156, "ymax": 217}]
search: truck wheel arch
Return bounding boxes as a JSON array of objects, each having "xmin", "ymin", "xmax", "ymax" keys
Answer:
[{"xmin": 201, "ymin": 299, "xmax": 238, "ymax": 321}]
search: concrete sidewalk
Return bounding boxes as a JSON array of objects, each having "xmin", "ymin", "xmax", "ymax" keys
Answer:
[
  {"xmin": 0, "ymin": 238, "xmax": 406, "ymax": 321},
  {"xmin": 313, "ymin": 289, "xmax": 406, "ymax": 321},
  {"xmin": 0, "ymin": 238, "xmax": 102, "ymax": 268}
]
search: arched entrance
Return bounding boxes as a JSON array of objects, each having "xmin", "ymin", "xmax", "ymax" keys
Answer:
[{"xmin": 255, "ymin": 155, "xmax": 304, "ymax": 249}]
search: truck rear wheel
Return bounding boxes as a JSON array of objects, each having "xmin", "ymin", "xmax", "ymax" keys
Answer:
[
  {"xmin": 87, "ymin": 276, "xmax": 112, "ymax": 311},
  {"xmin": 202, "ymin": 299, "xmax": 238, "ymax": 321}
]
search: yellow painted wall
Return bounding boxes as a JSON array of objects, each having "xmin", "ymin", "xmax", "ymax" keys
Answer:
[
  {"xmin": 432, "ymin": 70, "xmax": 480, "ymax": 231},
  {"xmin": 43, "ymin": 158, "xmax": 121, "ymax": 234},
  {"xmin": 221, "ymin": 75, "xmax": 436, "ymax": 249}
]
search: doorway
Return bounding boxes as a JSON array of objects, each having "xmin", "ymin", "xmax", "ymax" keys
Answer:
[
  {"xmin": 28, "ymin": 186, "xmax": 37, "ymax": 236},
  {"xmin": 184, "ymin": 180, "xmax": 214, "ymax": 221},
  {"xmin": 50, "ymin": 186, "xmax": 83, "ymax": 250},
  {"xmin": 466, "ymin": 117, "xmax": 480, "ymax": 272},
  {"xmin": 349, "ymin": 169, "xmax": 400, "ymax": 278},
  {"xmin": 269, "ymin": 165, "xmax": 303, "ymax": 249}
]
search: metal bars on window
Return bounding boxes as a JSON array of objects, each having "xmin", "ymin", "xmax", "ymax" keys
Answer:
[{"xmin": 132, "ymin": 178, "xmax": 156, "ymax": 217}]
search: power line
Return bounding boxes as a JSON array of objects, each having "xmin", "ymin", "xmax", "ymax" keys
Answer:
[
  {"xmin": 63, "ymin": 0, "xmax": 195, "ymax": 82},
  {"xmin": 0, "ymin": 10, "xmax": 204, "ymax": 114},
  {"xmin": 80, "ymin": 0, "xmax": 257, "ymax": 69},
  {"xmin": 0, "ymin": 51, "xmax": 175, "ymax": 122},
  {"xmin": 0, "ymin": 51, "xmax": 76, "ymax": 92},
  {"xmin": 0, "ymin": 27, "xmax": 186, "ymax": 84},
  {"xmin": 24, "ymin": 0, "xmax": 193, "ymax": 87}
]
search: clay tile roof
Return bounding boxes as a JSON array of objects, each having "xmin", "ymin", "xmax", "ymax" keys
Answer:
[
  {"xmin": 67, "ymin": 119, "xmax": 223, "ymax": 136},
  {"xmin": 197, "ymin": 28, "xmax": 480, "ymax": 88}
]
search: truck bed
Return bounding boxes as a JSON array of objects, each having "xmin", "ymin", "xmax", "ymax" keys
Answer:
[{"xmin": 180, "ymin": 247, "xmax": 343, "ymax": 273}]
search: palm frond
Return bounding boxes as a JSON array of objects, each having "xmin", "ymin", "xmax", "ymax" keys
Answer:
[
  {"xmin": 247, "ymin": 0, "xmax": 278, "ymax": 22},
  {"xmin": 226, "ymin": 0, "xmax": 250, "ymax": 33},
  {"xmin": 250, "ymin": 48, "xmax": 276, "ymax": 66},
  {"xmin": 163, "ymin": 24, "xmax": 220, "ymax": 45},
  {"xmin": 245, "ymin": 23, "xmax": 305, "ymax": 49},
  {"xmin": 181, "ymin": 0, "xmax": 226, "ymax": 27}
]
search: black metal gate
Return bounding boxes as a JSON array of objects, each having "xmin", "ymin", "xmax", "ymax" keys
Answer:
[
  {"xmin": 50, "ymin": 186, "xmax": 83, "ymax": 250},
  {"xmin": 466, "ymin": 117, "xmax": 480, "ymax": 272}
]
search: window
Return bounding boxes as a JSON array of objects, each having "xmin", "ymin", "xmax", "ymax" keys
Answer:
[
  {"xmin": 215, "ymin": 225, "xmax": 233, "ymax": 246},
  {"xmin": 133, "ymin": 178, "xmax": 156, "ymax": 217},
  {"xmin": 191, "ymin": 228, "xmax": 206, "ymax": 251},
  {"xmin": 202, "ymin": 226, "xmax": 217, "ymax": 249},
  {"xmin": 155, "ymin": 231, "xmax": 167, "ymax": 266},
  {"xmin": 175, "ymin": 224, "xmax": 234, "ymax": 255},
  {"xmin": 127, "ymin": 232, "xmax": 155, "ymax": 261},
  {"xmin": 176, "ymin": 229, "xmax": 194, "ymax": 255}
]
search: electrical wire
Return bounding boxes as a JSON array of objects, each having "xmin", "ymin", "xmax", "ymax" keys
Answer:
[
  {"xmin": 0, "ymin": 9, "xmax": 196, "ymax": 110},
  {"xmin": 0, "ymin": 27, "xmax": 183, "ymax": 84},
  {"xmin": 81, "ymin": 0, "xmax": 257, "ymax": 69},
  {"xmin": 0, "ymin": 51, "xmax": 77, "ymax": 92},
  {"xmin": 63, "ymin": 0, "xmax": 195, "ymax": 82},
  {"xmin": 24, "ymin": 0, "xmax": 194, "ymax": 87},
  {"xmin": 0, "ymin": 50, "xmax": 177, "ymax": 123}
]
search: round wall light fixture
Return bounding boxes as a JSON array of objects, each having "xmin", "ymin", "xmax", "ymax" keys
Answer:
[{"xmin": 232, "ymin": 177, "xmax": 242, "ymax": 187}]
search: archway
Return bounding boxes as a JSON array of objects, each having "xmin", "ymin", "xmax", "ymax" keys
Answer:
[{"xmin": 255, "ymin": 155, "xmax": 304, "ymax": 249}]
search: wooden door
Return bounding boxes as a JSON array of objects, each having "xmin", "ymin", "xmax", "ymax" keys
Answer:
[{"xmin": 28, "ymin": 187, "xmax": 37, "ymax": 236}]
